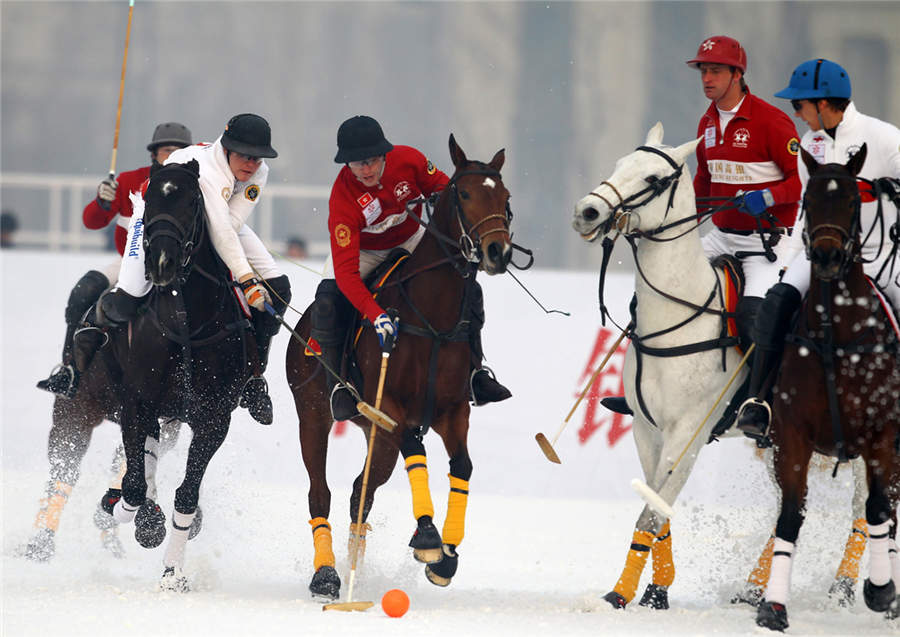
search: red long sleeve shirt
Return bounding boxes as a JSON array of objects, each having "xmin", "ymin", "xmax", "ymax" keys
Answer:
[
  {"xmin": 328, "ymin": 145, "xmax": 449, "ymax": 320},
  {"xmin": 693, "ymin": 92, "xmax": 801, "ymax": 231},
  {"xmin": 82, "ymin": 165, "xmax": 151, "ymax": 255}
]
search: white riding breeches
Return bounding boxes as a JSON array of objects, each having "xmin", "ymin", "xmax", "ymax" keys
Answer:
[
  {"xmin": 99, "ymin": 256, "xmax": 122, "ymax": 287},
  {"xmin": 702, "ymin": 227, "xmax": 790, "ymax": 298},
  {"xmin": 116, "ymin": 202, "xmax": 280, "ymax": 297},
  {"xmin": 322, "ymin": 225, "xmax": 425, "ymax": 280}
]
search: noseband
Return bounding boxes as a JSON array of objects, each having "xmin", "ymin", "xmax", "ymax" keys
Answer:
[
  {"xmin": 447, "ymin": 166, "xmax": 513, "ymax": 263},
  {"xmin": 803, "ymin": 170, "xmax": 862, "ymax": 278}
]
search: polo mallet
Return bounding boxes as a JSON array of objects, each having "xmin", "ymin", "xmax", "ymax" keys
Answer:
[
  {"xmin": 535, "ymin": 327, "xmax": 628, "ymax": 463},
  {"xmin": 108, "ymin": 0, "xmax": 135, "ymax": 180},
  {"xmin": 324, "ymin": 310, "xmax": 398, "ymax": 612},
  {"xmin": 631, "ymin": 343, "xmax": 755, "ymax": 518},
  {"xmin": 262, "ymin": 301, "xmax": 396, "ymax": 433}
]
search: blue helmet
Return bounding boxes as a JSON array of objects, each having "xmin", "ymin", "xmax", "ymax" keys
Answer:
[{"xmin": 774, "ymin": 59, "xmax": 851, "ymax": 100}]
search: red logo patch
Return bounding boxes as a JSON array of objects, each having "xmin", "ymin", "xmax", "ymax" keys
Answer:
[{"xmin": 357, "ymin": 193, "xmax": 373, "ymax": 207}]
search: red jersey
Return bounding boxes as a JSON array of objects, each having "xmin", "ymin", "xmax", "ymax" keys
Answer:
[
  {"xmin": 693, "ymin": 92, "xmax": 801, "ymax": 231},
  {"xmin": 82, "ymin": 165, "xmax": 151, "ymax": 255},
  {"xmin": 328, "ymin": 145, "xmax": 449, "ymax": 320}
]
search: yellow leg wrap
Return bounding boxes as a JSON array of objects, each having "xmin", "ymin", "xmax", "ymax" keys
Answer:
[
  {"xmin": 405, "ymin": 454, "xmax": 434, "ymax": 520},
  {"xmin": 441, "ymin": 475, "xmax": 469, "ymax": 546},
  {"xmin": 747, "ymin": 534, "xmax": 775, "ymax": 589},
  {"xmin": 309, "ymin": 517, "xmax": 335, "ymax": 571},
  {"xmin": 613, "ymin": 529, "xmax": 655, "ymax": 602},
  {"xmin": 651, "ymin": 521, "xmax": 674, "ymax": 587},
  {"xmin": 835, "ymin": 518, "xmax": 868, "ymax": 580},
  {"xmin": 34, "ymin": 481, "xmax": 73, "ymax": 532}
]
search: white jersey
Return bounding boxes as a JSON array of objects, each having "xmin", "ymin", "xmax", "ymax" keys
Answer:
[{"xmin": 165, "ymin": 136, "xmax": 269, "ymax": 281}]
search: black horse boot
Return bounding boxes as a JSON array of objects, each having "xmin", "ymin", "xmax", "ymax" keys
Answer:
[
  {"xmin": 38, "ymin": 270, "xmax": 109, "ymax": 398},
  {"xmin": 240, "ymin": 275, "xmax": 291, "ymax": 426},
  {"xmin": 736, "ymin": 284, "xmax": 801, "ymax": 442},
  {"xmin": 310, "ymin": 279, "xmax": 358, "ymax": 421},
  {"xmin": 468, "ymin": 281, "xmax": 511, "ymax": 405}
]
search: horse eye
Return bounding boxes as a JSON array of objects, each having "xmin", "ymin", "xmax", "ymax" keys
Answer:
[
  {"xmin": 459, "ymin": 190, "xmax": 470, "ymax": 200},
  {"xmin": 645, "ymin": 175, "xmax": 659, "ymax": 184}
]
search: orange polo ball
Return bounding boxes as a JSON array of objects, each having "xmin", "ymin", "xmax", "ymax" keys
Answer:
[{"xmin": 381, "ymin": 588, "xmax": 410, "ymax": 617}]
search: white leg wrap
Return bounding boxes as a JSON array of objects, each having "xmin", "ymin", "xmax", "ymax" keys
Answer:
[
  {"xmin": 144, "ymin": 436, "xmax": 160, "ymax": 502},
  {"xmin": 163, "ymin": 510, "xmax": 196, "ymax": 570},
  {"xmin": 765, "ymin": 538, "xmax": 795, "ymax": 605},
  {"xmin": 113, "ymin": 498, "xmax": 140, "ymax": 524},
  {"xmin": 867, "ymin": 521, "xmax": 892, "ymax": 586}
]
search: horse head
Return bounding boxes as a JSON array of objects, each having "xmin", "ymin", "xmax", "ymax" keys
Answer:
[
  {"xmin": 142, "ymin": 159, "xmax": 204, "ymax": 287},
  {"xmin": 800, "ymin": 144, "xmax": 867, "ymax": 281},
  {"xmin": 443, "ymin": 134, "xmax": 512, "ymax": 275},
  {"xmin": 572, "ymin": 122, "xmax": 700, "ymax": 241}
]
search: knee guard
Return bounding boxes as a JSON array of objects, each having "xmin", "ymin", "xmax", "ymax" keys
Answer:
[
  {"xmin": 753, "ymin": 283, "xmax": 802, "ymax": 353},
  {"xmin": 310, "ymin": 279, "xmax": 348, "ymax": 346},
  {"xmin": 255, "ymin": 275, "xmax": 292, "ymax": 338},
  {"xmin": 65, "ymin": 270, "xmax": 109, "ymax": 325},
  {"xmin": 735, "ymin": 295, "xmax": 762, "ymax": 352}
]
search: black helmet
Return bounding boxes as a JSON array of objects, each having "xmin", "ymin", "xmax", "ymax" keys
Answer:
[
  {"xmin": 147, "ymin": 122, "xmax": 192, "ymax": 151},
  {"xmin": 334, "ymin": 115, "xmax": 393, "ymax": 163},
  {"xmin": 221, "ymin": 113, "xmax": 278, "ymax": 158}
]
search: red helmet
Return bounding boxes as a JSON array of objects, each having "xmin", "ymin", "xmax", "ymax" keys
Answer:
[{"xmin": 686, "ymin": 35, "xmax": 747, "ymax": 72}]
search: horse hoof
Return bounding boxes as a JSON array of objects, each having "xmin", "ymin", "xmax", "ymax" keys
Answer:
[
  {"xmin": 134, "ymin": 499, "xmax": 167, "ymax": 549},
  {"xmin": 756, "ymin": 600, "xmax": 789, "ymax": 632},
  {"xmin": 425, "ymin": 544, "xmax": 458, "ymax": 587},
  {"xmin": 309, "ymin": 565, "xmax": 341, "ymax": 600},
  {"xmin": 828, "ymin": 575, "xmax": 855, "ymax": 607},
  {"xmin": 100, "ymin": 529, "xmax": 126, "ymax": 559},
  {"xmin": 886, "ymin": 596, "xmax": 899, "ymax": 620},
  {"xmin": 188, "ymin": 505, "xmax": 203, "ymax": 541},
  {"xmin": 19, "ymin": 528, "xmax": 55, "ymax": 562},
  {"xmin": 638, "ymin": 583, "xmax": 669, "ymax": 609},
  {"xmin": 159, "ymin": 566, "xmax": 190, "ymax": 593},
  {"xmin": 603, "ymin": 591, "xmax": 627, "ymax": 610},
  {"xmin": 730, "ymin": 585, "xmax": 763, "ymax": 607},
  {"xmin": 100, "ymin": 488, "xmax": 122, "ymax": 516},
  {"xmin": 863, "ymin": 578, "xmax": 896, "ymax": 612},
  {"xmin": 409, "ymin": 516, "xmax": 442, "ymax": 564}
]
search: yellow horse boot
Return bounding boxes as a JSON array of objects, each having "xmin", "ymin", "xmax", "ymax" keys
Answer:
[
  {"xmin": 732, "ymin": 534, "xmax": 774, "ymax": 606},
  {"xmin": 829, "ymin": 518, "xmax": 868, "ymax": 607},
  {"xmin": 605, "ymin": 529, "xmax": 655, "ymax": 609},
  {"xmin": 640, "ymin": 521, "xmax": 674, "ymax": 609},
  {"xmin": 403, "ymin": 451, "xmax": 441, "ymax": 563},
  {"xmin": 309, "ymin": 517, "xmax": 340, "ymax": 600}
]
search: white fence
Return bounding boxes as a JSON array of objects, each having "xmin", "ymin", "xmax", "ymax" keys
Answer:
[{"xmin": 0, "ymin": 172, "xmax": 333, "ymax": 255}]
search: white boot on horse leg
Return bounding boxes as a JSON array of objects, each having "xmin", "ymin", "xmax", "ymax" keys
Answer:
[
  {"xmin": 757, "ymin": 538, "xmax": 795, "ymax": 631},
  {"xmin": 864, "ymin": 519, "xmax": 897, "ymax": 613},
  {"xmin": 159, "ymin": 510, "xmax": 196, "ymax": 592}
]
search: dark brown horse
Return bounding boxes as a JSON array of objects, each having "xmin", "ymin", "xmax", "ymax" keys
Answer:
[
  {"xmin": 286, "ymin": 135, "xmax": 512, "ymax": 600},
  {"xmin": 756, "ymin": 145, "xmax": 900, "ymax": 630}
]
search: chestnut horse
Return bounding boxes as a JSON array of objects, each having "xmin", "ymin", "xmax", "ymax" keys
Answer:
[
  {"xmin": 287, "ymin": 135, "xmax": 512, "ymax": 600},
  {"xmin": 756, "ymin": 145, "xmax": 900, "ymax": 630}
]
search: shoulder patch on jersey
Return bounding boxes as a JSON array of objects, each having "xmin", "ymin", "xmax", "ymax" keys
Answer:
[
  {"xmin": 334, "ymin": 223, "xmax": 352, "ymax": 248},
  {"xmin": 245, "ymin": 184, "xmax": 260, "ymax": 201},
  {"xmin": 221, "ymin": 187, "xmax": 232, "ymax": 201},
  {"xmin": 788, "ymin": 138, "xmax": 800, "ymax": 155},
  {"xmin": 426, "ymin": 159, "xmax": 436, "ymax": 175}
]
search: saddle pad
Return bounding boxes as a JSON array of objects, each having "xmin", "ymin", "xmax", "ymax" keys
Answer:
[
  {"xmin": 866, "ymin": 276, "xmax": 900, "ymax": 340},
  {"xmin": 717, "ymin": 259, "xmax": 742, "ymax": 352},
  {"xmin": 352, "ymin": 253, "xmax": 410, "ymax": 347}
]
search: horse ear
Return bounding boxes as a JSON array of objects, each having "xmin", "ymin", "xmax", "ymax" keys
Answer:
[
  {"xmin": 800, "ymin": 146, "xmax": 820, "ymax": 175},
  {"xmin": 671, "ymin": 137, "xmax": 701, "ymax": 164},
  {"xmin": 645, "ymin": 122, "xmax": 664, "ymax": 146},
  {"xmin": 449, "ymin": 134, "xmax": 467, "ymax": 168},
  {"xmin": 488, "ymin": 148, "xmax": 505, "ymax": 172},
  {"xmin": 846, "ymin": 143, "xmax": 867, "ymax": 176},
  {"xmin": 186, "ymin": 159, "xmax": 200, "ymax": 177}
]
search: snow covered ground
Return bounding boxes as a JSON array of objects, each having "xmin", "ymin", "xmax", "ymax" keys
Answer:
[{"xmin": 1, "ymin": 251, "xmax": 895, "ymax": 636}]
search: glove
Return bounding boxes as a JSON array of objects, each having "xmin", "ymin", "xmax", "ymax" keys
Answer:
[
  {"xmin": 97, "ymin": 177, "xmax": 118, "ymax": 210},
  {"xmin": 736, "ymin": 189, "xmax": 774, "ymax": 217},
  {"xmin": 373, "ymin": 312, "xmax": 398, "ymax": 349},
  {"xmin": 240, "ymin": 277, "xmax": 271, "ymax": 311}
]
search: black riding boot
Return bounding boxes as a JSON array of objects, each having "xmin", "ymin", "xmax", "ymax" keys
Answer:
[
  {"xmin": 735, "ymin": 283, "xmax": 802, "ymax": 441},
  {"xmin": 96, "ymin": 286, "xmax": 143, "ymax": 327},
  {"xmin": 240, "ymin": 275, "xmax": 291, "ymax": 426},
  {"xmin": 310, "ymin": 280, "xmax": 358, "ymax": 421},
  {"xmin": 468, "ymin": 281, "xmax": 511, "ymax": 405},
  {"xmin": 37, "ymin": 270, "xmax": 109, "ymax": 398}
]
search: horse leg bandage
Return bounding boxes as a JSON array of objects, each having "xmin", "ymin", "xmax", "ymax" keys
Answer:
[
  {"xmin": 748, "ymin": 534, "xmax": 775, "ymax": 589},
  {"xmin": 650, "ymin": 521, "xmax": 674, "ymax": 587},
  {"xmin": 163, "ymin": 510, "xmax": 196, "ymax": 570},
  {"xmin": 441, "ymin": 475, "xmax": 469, "ymax": 547},
  {"xmin": 613, "ymin": 529, "xmax": 655, "ymax": 602},
  {"xmin": 405, "ymin": 455, "xmax": 434, "ymax": 520},
  {"xmin": 310, "ymin": 517, "xmax": 335, "ymax": 571},
  {"xmin": 34, "ymin": 480, "xmax": 73, "ymax": 532},
  {"xmin": 835, "ymin": 518, "xmax": 868, "ymax": 581},
  {"xmin": 867, "ymin": 521, "xmax": 892, "ymax": 586},
  {"xmin": 764, "ymin": 538, "xmax": 794, "ymax": 604}
]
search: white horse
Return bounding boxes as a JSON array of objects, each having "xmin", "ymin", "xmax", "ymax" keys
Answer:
[{"xmin": 572, "ymin": 123, "xmax": 870, "ymax": 610}]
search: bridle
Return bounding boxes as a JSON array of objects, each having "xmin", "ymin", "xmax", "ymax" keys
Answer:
[
  {"xmin": 802, "ymin": 169, "xmax": 862, "ymax": 280},
  {"xmin": 446, "ymin": 166, "xmax": 513, "ymax": 263}
]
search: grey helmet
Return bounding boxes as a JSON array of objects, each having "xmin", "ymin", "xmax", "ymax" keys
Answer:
[{"xmin": 147, "ymin": 122, "xmax": 193, "ymax": 151}]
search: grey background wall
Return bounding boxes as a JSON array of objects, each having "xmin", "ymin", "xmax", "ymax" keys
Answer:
[{"xmin": 3, "ymin": 1, "xmax": 899, "ymax": 270}]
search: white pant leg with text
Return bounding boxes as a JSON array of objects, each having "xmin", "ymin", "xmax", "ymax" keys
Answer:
[{"xmin": 115, "ymin": 195, "xmax": 152, "ymax": 298}]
